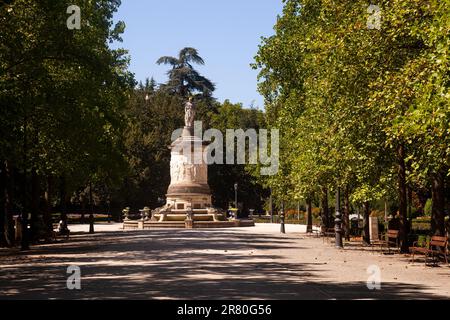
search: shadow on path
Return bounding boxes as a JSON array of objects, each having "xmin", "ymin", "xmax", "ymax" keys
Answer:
[{"xmin": 0, "ymin": 229, "xmax": 447, "ymax": 300}]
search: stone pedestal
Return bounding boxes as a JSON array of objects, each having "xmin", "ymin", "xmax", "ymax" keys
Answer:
[
  {"xmin": 185, "ymin": 219, "xmax": 193, "ymax": 229},
  {"xmin": 165, "ymin": 127, "xmax": 212, "ymax": 213},
  {"xmin": 159, "ymin": 212, "xmax": 168, "ymax": 222},
  {"xmin": 369, "ymin": 216, "xmax": 379, "ymax": 241}
]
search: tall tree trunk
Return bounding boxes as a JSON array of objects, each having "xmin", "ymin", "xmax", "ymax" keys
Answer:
[
  {"xmin": 20, "ymin": 174, "xmax": 30, "ymax": 251},
  {"xmin": 431, "ymin": 170, "xmax": 445, "ymax": 236},
  {"xmin": 30, "ymin": 168, "xmax": 39, "ymax": 241},
  {"xmin": 3, "ymin": 161, "xmax": 15, "ymax": 246},
  {"xmin": 89, "ymin": 182, "xmax": 94, "ymax": 234},
  {"xmin": 0, "ymin": 160, "xmax": 7, "ymax": 247},
  {"xmin": 59, "ymin": 176, "xmax": 68, "ymax": 231},
  {"xmin": 269, "ymin": 190, "xmax": 273, "ymax": 223},
  {"xmin": 384, "ymin": 200, "xmax": 388, "ymax": 223},
  {"xmin": 44, "ymin": 176, "xmax": 53, "ymax": 239},
  {"xmin": 343, "ymin": 187, "xmax": 350, "ymax": 241},
  {"xmin": 320, "ymin": 187, "xmax": 329, "ymax": 230},
  {"xmin": 80, "ymin": 193, "xmax": 86, "ymax": 224},
  {"xmin": 306, "ymin": 197, "xmax": 313, "ymax": 233},
  {"xmin": 21, "ymin": 109, "xmax": 30, "ymax": 250},
  {"xmin": 0, "ymin": 160, "xmax": 6, "ymax": 246},
  {"xmin": 397, "ymin": 143, "xmax": 409, "ymax": 253},
  {"xmin": 363, "ymin": 202, "xmax": 371, "ymax": 245},
  {"xmin": 407, "ymin": 187, "xmax": 412, "ymax": 221}
]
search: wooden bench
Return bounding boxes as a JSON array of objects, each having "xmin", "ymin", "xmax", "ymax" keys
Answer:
[
  {"xmin": 372, "ymin": 230, "xmax": 400, "ymax": 253},
  {"xmin": 321, "ymin": 228, "xmax": 335, "ymax": 243},
  {"xmin": 52, "ymin": 222, "xmax": 70, "ymax": 240},
  {"xmin": 307, "ymin": 226, "xmax": 321, "ymax": 238},
  {"xmin": 410, "ymin": 236, "xmax": 448, "ymax": 265}
]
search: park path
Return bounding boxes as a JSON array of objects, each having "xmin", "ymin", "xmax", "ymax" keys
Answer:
[{"xmin": 0, "ymin": 223, "xmax": 449, "ymax": 300}]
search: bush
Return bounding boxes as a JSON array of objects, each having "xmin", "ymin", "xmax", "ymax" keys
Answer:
[
  {"xmin": 286, "ymin": 209, "xmax": 302, "ymax": 218},
  {"xmin": 412, "ymin": 217, "xmax": 431, "ymax": 231},
  {"xmin": 410, "ymin": 207, "xmax": 423, "ymax": 220},
  {"xmin": 312, "ymin": 207, "xmax": 321, "ymax": 218},
  {"xmin": 424, "ymin": 199, "xmax": 432, "ymax": 217}
]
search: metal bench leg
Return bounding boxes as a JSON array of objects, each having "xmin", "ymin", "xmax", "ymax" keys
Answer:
[{"xmin": 432, "ymin": 252, "xmax": 438, "ymax": 266}]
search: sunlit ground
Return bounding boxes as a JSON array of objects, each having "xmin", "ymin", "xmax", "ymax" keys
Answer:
[{"xmin": 0, "ymin": 223, "xmax": 449, "ymax": 300}]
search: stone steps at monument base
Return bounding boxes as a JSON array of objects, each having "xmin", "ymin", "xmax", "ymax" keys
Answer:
[
  {"xmin": 144, "ymin": 222, "xmax": 185, "ymax": 229},
  {"xmin": 123, "ymin": 220, "xmax": 255, "ymax": 229}
]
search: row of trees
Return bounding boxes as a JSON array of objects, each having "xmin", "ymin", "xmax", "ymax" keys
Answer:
[
  {"xmin": 0, "ymin": 1, "xmax": 267, "ymax": 250},
  {"xmin": 253, "ymin": 0, "xmax": 449, "ymax": 251},
  {"xmin": 0, "ymin": 0, "xmax": 134, "ymax": 249}
]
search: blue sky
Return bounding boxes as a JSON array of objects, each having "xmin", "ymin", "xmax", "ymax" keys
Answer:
[{"xmin": 111, "ymin": 1, "xmax": 283, "ymax": 109}]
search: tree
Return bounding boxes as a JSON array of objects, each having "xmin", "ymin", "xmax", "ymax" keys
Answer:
[
  {"xmin": 0, "ymin": 0, "xmax": 133, "ymax": 247},
  {"xmin": 209, "ymin": 100, "xmax": 267, "ymax": 212},
  {"xmin": 254, "ymin": 0, "xmax": 449, "ymax": 250},
  {"xmin": 157, "ymin": 47, "xmax": 215, "ymax": 97}
]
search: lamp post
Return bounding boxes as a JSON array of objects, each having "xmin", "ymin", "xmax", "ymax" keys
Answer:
[
  {"xmin": 280, "ymin": 201, "xmax": 286, "ymax": 234},
  {"xmin": 335, "ymin": 187, "xmax": 343, "ymax": 248},
  {"xmin": 186, "ymin": 200, "xmax": 193, "ymax": 221},
  {"xmin": 107, "ymin": 197, "xmax": 111, "ymax": 223},
  {"xmin": 185, "ymin": 199, "xmax": 193, "ymax": 229},
  {"xmin": 269, "ymin": 189, "xmax": 273, "ymax": 223},
  {"xmin": 234, "ymin": 183, "xmax": 238, "ymax": 220}
]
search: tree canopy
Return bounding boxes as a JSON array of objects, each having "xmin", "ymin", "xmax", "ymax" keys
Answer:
[
  {"xmin": 157, "ymin": 47, "xmax": 215, "ymax": 98},
  {"xmin": 0, "ymin": 0, "xmax": 134, "ymax": 247},
  {"xmin": 254, "ymin": 0, "xmax": 449, "ymax": 248}
]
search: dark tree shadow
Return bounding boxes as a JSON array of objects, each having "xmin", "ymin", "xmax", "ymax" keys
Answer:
[{"xmin": 0, "ymin": 229, "xmax": 448, "ymax": 300}]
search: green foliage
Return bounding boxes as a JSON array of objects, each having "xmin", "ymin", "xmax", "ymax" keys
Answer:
[
  {"xmin": 253, "ymin": 0, "xmax": 449, "ymax": 214},
  {"xmin": 0, "ymin": 0, "xmax": 134, "ymax": 239},
  {"xmin": 208, "ymin": 100, "xmax": 268, "ymax": 211},
  {"xmin": 118, "ymin": 86, "xmax": 184, "ymax": 208},
  {"xmin": 424, "ymin": 199, "xmax": 433, "ymax": 217},
  {"xmin": 157, "ymin": 47, "xmax": 215, "ymax": 98},
  {"xmin": 116, "ymin": 85, "xmax": 267, "ymax": 212}
]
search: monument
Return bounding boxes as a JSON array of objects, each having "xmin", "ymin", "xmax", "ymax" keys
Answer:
[
  {"xmin": 123, "ymin": 98, "xmax": 254, "ymax": 229},
  {"xmin": 153, "ymin": 98, "xmax": 217, "ymax": 222},
  {"xmin": 165, "ymin": 98, "xmax": 212, "ymax": 213}
]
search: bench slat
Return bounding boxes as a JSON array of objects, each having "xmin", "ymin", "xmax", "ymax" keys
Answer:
[{"xmin": 430, "ymin": 241, "xmax": 447, "ymax": 247}]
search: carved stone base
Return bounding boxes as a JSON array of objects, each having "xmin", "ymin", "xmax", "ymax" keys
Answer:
[
  {"xmin": 185, "ymin": 219, "xmax": 193, "ymax": 229},
  {"xmin": 159, "ymin": 213, "xmax": 167, "ymax": 222},
  {"xmin": 166, "ymin": 192, "xmax": 212, "ymax": 212}
]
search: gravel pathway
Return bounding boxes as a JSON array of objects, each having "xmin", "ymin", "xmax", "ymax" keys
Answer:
[{"xmin": 0, "ymin": 223, "xmax": 449, "ymax": 300}]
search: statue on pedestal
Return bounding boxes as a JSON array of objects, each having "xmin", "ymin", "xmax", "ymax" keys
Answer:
[
  {"xmin": 121, "ymin": 96, "xmax": 255, "ymax": 230},
  {"xmin": 184, "ymin": 97, "xmax": 195, "ymax": 128}
]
